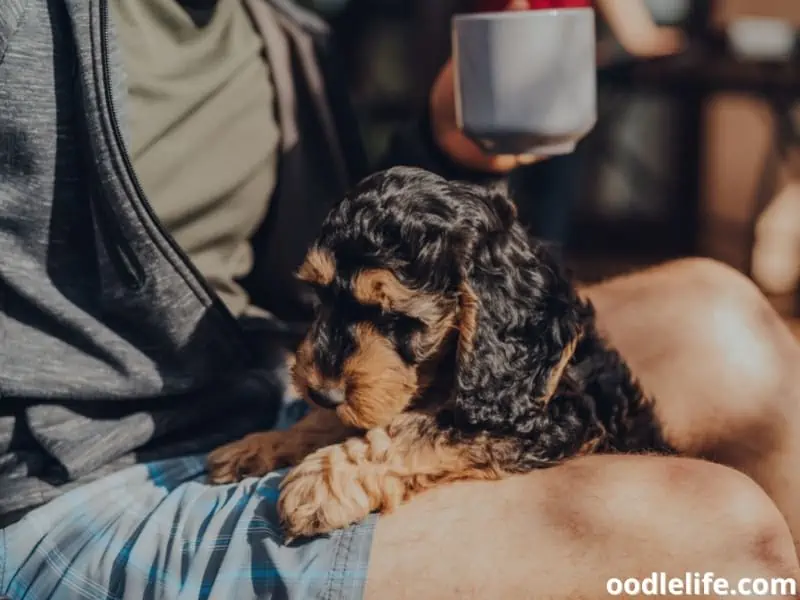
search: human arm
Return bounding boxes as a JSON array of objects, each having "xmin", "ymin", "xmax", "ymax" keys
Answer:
[
  {"xmin": 375, "ymin": 0, "xmax": 541, "ymax": 182},
  {"xmin": 378, "ymin": 59, "xmax": 540, "ymax": 183},
  {"xmin": 595, "ymin": 0, "xmax": 686, "ymax": 58}
]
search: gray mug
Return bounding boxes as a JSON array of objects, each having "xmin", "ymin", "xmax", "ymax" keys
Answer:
[{"xmin": 452, "ymin": 8, "xmax": 597, "ymax": 156}]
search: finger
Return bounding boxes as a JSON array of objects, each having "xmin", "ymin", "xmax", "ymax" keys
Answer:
[
  {"xmin": 439, "ymin": 134, "xmax": 520, "ymax": 173},
  {"xmin": 516, "ymin": 154, "xmax": 541, "ymax": 165},
  {"xmin": 474, "ymin": 153, "xmax": 542, "ymax": 174},
  {"xmin": 486, "ymin": 155, "xmax": 522, "ymax": 172},
  {"xmin": 506, "ymin": 0, "xmax": 530, "ymax": 10},
  {"xmin": 438, "ymin": 126, "xmax": 544, "ymax": 173}
]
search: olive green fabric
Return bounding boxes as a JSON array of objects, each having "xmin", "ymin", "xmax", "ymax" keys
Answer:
[{"xmin": 111, "ymin": 0, "xmax": 280, "ymax": 316}]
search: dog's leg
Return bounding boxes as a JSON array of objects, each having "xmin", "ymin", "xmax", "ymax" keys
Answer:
[
  {"xmin": 277, "ymin": 412, "xmax": 524, "ymax": 539},
  {"xmin": 207, "ymin": 408, "xmax": 357, "ymax": 483}
]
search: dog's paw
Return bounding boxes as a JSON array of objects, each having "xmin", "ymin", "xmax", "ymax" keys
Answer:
[
  {"xmin": 207, "ymin": 431, "xmax": 291, "ymax": 484},
  {"xmin": 277, "ymin": 442, "xmax": 390, "ymax": 539}
]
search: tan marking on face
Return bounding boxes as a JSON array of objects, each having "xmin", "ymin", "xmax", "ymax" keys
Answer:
[
  {"xmin": 352, "ymin": 269, "xmax": 414, "ymax": 310},
  {"xmin": 336, "ymin": 323, "xmax": 420, "ymax": 429},
  {"xmin": 292, "ymin": 323, "xmax": 420, "ymax": 428},
  {"xmin": 296, "ymin": 248, "xmax": 336, "ymax": 287},
  {"xmin": 351, "ymin": 269, "xmax": 449, "ymax": 324},
  {"xmin": 292, "ymin": 277, "xmax": 461, "ymax": 427},
  {"xmin": 291, "ymin": 336, "xmax": 330, "ymax": 405}
]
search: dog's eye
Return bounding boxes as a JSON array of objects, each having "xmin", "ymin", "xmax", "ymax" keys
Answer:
[
  {"xmin": 306, "ymin": 282, "xmax": 334, "ymax": 310},
  {"xmin": 397, "ymin": 332, "xmax": 421, "ymax": 364},
  {"xmin": 373, "ymin": 313, "xmax": 425, "ymax": 364},
  {"xmin": 307, "ymin": 292, "xmax": 322, "ymax": 312}
]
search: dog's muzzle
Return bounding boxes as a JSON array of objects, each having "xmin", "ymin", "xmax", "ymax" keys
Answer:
[{"xmin": 307, "ymin": 387, "xmax": 346, "ymax": 410}]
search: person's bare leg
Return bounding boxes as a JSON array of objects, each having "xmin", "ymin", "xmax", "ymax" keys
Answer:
[
  {"xmin": 366, "ymin": 455, "xmax": 799, "ymax": 599},
  {"xmin": 585, "ymin": 257, "xmax": 800, "ymax": 551},
  {"xmin": 364, "ymin": 258, "xmax": 800, "ymax": 598}
]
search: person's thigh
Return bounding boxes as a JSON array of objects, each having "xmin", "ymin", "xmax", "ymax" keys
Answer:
[
  {"xmin": 0, "ymin": 456, "xmax": 375, "ymax": 600},
  {"xmin": 366, "ymin": 455, "xmax": 799, "ymax": 600},
  {"xmin": 579, "ymin": 257, "xmax": 800, "ymax": 456},
  {"xmin": 364, "ymin": 258, "xmax": 800, "ymax": 599},
  {"xmin": 579, "ymin": 257, "xmax": 800, "ymax": 551}
]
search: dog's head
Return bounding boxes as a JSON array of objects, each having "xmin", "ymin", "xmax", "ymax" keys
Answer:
[{"xmin": 292, "ymin": 166, "xmax": 585, "ymax": 433}]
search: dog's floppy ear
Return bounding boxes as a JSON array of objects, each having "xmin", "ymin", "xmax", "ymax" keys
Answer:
[{"xmin": 450, "ymin": 187, "xmax": 584, "ymax": 434}]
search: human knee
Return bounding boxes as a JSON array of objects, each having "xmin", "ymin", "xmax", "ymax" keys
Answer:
[
  {"xmin": 598, "ymin": 258, "xmax": 782, "ymax": 382},
  {"xmin": 663, "ymin": 258, "xmax": 787, "ymax": 417},
  {"xmin": 666, "ymin": 258, "xmax": 772, "ymax": 334},
  {"xmin": 666, "ymin": 257, "xmax": 757, "ymax": 293},
  {"xmin": 694, "ymin": 462, "xmax": 793, "ymax": 555},
  {"xmin": 555, "ymin": 457, "xmax": 796, "ymax": 575},
  {"xmin": 683, "ymin": 461, "xmax": 799, "ymax": 586}
]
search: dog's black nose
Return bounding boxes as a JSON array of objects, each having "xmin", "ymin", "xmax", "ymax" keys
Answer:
[{"xmin": 307, "ymin": 387, "xmax": 345, "ymax": 410}]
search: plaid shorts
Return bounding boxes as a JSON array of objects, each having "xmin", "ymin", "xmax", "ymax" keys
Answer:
[{"xmin": 0, "ymin": 441, "xmax": 377, "ymax": 600}]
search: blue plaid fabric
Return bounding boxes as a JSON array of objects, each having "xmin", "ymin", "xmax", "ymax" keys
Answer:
[{"xmin": 0, "ymin": 403, "xmax": 377, "ymax": 600}]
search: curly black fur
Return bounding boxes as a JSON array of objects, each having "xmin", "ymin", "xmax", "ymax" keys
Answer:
[{"xmin": 308, "ymin": 166, "xmax": 674, "ymax": 470}]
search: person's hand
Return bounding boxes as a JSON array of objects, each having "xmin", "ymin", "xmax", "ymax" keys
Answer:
[
  {"xmin": 595, "ymin": 0, "xmax": 687, "ymax": 59},
  {"xmin": 427, "ymin": 0, "xmax": 542, "ymax": 174},
  {"xmin": 428, "ymin": 60, "xmax": 542, "ymax": 174},
  {"xmin": 642, "ymin": 26, "xmax": 686, "ymax": 58}
]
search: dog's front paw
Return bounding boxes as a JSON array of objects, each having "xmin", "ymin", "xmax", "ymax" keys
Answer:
[
  {"xmin": 207, "ymin": 431, "xmax": 291, "ymax": 484},
  {"xmin": 278, "ymin": 441, "xmax": 392, "ymax": 539}
]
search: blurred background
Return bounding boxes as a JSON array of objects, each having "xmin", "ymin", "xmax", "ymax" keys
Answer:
[{"xmin": 298, "ymin": 0, "xmax": 800, "ymax": 323}]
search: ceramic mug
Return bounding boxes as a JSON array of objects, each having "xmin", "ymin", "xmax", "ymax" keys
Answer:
[{"xmin": 452, "ymin": 8, "xmax": 597, "ymax": 155}]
